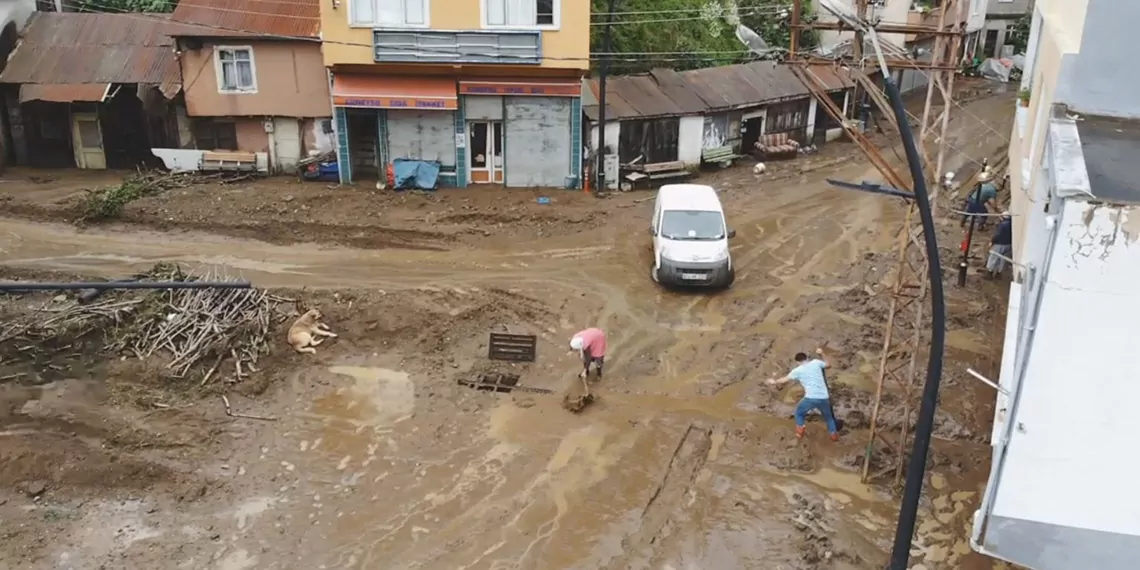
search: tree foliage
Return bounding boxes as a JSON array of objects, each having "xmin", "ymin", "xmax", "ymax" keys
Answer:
[
  {"xmin": 590, "ymin": 0, "xmax": 818, "ymax": 74},
  {"xmin": 72, "ymin": 0, "xmax": 176, "ymax": 13},
  {"xmin": 1005, "ymin": 12, "xmax": 1032, "ymax": 55}
]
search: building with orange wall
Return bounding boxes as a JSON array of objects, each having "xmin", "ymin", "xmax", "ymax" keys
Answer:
[
  {"xmin": 168, "ymin": 0, "xmax": 333, "ymax": 173},
  {"xmin": 319, "ymin": 0, "xmax": 590, "ymax": 187}
]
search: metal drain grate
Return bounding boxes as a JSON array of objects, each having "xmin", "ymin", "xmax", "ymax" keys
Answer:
[
  {"xmin": 459, "ymin": 372, "xmax": 552, "ymax": 394},
  {"xmin": 488, "ymin": 333, "xmax": 537, "ymax": 362}
]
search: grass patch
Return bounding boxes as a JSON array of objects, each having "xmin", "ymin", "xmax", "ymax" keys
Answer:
[{"xmin": 76, "ymin": 174, "xmax": 157, "ymax": 223}]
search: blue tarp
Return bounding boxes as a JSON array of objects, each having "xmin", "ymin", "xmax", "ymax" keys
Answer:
[{"xmin": 393, "ymin": 159, "xmax": 441, "ymax": 190}]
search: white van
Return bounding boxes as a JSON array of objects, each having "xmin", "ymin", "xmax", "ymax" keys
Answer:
[{"xmin": 649, "ymin": 184, "xmax": 736, "ymax": 288}]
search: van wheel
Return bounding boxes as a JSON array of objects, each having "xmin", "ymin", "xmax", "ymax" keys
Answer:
[{"xmin": 722, "ymin": 267, "xmax": 735, "ymax": 289}]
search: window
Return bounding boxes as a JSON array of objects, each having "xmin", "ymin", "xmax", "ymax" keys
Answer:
[
  {"xmin": 351, "ymin": 0, "xmax": 428, "ymax": 27},
  {"xmin": 660, "ymin": 211, "xmax": 726, "ymax": 241},
  {"xmin": 192, "ymin": 119, "xmax": 238, "ymax": 150},
  {"xmin": 484, "ymin": 0, "xmax": 557, "ymax": 29},
  {"xmin": 215, "ymin": 46, "xmax": 256, "ymax": 93}
]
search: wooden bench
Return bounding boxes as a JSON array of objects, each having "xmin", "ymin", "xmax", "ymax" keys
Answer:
[
  {"xmin": 701, "ymin": 145, "xmax": 739, "ymax": 167},
  {"xmin": 201, "ymin": 151, "xmax": 258, "ymax": 172},
  {"xmin": 754, "ymin": 133, "xmax": 801, "ymax": 160},
  {"xmin": 623, "ymin": 160, "xmax": 692, "ymax": 189}
]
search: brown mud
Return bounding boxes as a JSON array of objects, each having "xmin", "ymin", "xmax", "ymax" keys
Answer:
[{"xmin": 0, "ymin": 87, "xmax": 1019, "ymax": 569}]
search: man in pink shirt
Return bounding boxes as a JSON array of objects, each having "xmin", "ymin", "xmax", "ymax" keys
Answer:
[{"xmin": 569, "ymin": 327, "xmax": 606, "ymax": 380}]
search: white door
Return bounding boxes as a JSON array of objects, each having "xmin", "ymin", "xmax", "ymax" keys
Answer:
[
  {"xmin": 467, "ymin": 121, "xmax": 503, "ymax": 184},
  {"xmin": 273, "ymin": 117, "xmax": 302, "ymax": 172},
  {"xmin": 71, "ymin": 113, "xmax": 106, "ymax": 169}
]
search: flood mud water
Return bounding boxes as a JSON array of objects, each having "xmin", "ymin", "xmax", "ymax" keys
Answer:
[{"xmin": 0, "ymin": 89, "xmax": 1019, "ymax": 569}]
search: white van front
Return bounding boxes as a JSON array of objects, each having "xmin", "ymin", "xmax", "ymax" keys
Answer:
[{"xmin": 650, "ymin": 184, "xmax": 736, "ymax": 288}]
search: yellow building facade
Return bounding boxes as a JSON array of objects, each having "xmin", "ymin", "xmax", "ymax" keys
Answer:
[{"xmin": 319, "ymin": 0, "xmax": 591, "ymax": 187}]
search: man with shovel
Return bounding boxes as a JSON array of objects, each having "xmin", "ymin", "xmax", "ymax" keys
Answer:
[
  {"xmin": 569, "ymin": 327, "xmax": 606, "ymax": 380},
  {"xmin": 767, "ymin": 347, "xmax": 840, "ymax": 442}
]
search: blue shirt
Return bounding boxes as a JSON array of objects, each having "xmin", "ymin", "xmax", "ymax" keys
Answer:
[
  {"xmin": 789, "ymin": 359, "xmax": 830, "ymax": 399},
  {"xmin": 968, "ymin": 183, "xmax": 998, "ymax": 205},
  {"xmin": 992, "ymin": 218, "xmax": 1012, "ymax": 246}
]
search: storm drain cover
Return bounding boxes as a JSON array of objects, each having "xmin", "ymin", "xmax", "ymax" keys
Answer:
[
  {"xmin": 488, "ymin": 333, "xmax": 537, "ymax": 362},
  {"xmin": 459, "ymin": 373, "xmax": 552, "ymax": 395}
]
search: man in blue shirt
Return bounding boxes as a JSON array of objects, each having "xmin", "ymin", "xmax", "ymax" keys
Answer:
[
  {"xmin": 767, "ymin": 348, "xmax": 839, "ymax": 441},
  {"xmin": 961, "ymin": 171, "xmax": 999, "ymax": 230},
  {"xmin": 986, "ymin": 212, "xmax": 1013, "ymax": 279}
]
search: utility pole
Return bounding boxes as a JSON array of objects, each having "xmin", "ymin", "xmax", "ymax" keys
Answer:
[
  {"xmin": 785, "ymin": 1, "xmax": 970, "ymax": 568},
  {"xmin": 852, "ymin": 0, "xmax": 866, "ymax": 121},
  {"xmin": 594, "ymin": 0, "xmax": 618, "ymax": 195}
]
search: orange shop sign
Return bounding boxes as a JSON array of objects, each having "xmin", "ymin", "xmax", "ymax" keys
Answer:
[
  {"xmin": 332, "ymin": 96, "xmax": 457, "ymax": 110},
  {"xmin": 458, "ymin": 81, "xmax": 580, "ymax": 97}
]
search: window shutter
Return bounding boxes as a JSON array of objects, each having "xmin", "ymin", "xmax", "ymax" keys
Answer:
[
  {"xmin": 376, "ymin": 0, "xmax": 403, "ymax": 25},
  {"xmin": 486, "ymin": 0, "xmax": 506, "ymax": 26},
  {"xmin": 404, "ymin": 0, "xmax": 426, "ymax": 25},
  {"xmin": 351, "ymin": 0, "xmax": 375, "ymax": 25}
]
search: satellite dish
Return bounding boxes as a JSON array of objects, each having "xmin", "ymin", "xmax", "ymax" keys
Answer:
[{"xmin": 735, "ymin": 24, "xmax": 776, "ymax": 58}]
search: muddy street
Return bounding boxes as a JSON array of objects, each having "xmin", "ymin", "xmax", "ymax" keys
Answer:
[{"xmin": 0, "ymin": 91, "xmax": 1016, "ymax": 570}]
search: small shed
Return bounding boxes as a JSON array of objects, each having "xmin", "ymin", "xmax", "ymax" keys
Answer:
[
  {"xmin": 582, "ymin": 61, "xmax": 852, "ymax": 174},
  {"xmin": 0, "ymin": 13, "xmax": 197, "ymax": 169}
]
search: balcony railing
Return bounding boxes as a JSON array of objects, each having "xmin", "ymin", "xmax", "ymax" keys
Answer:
[{"xmin": 373, "ymin": 30, "xmax": 542, "ymax": 65}]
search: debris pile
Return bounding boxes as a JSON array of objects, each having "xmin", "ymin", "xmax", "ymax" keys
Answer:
[
  {"xmin": 0, "ymin": 263, "xmax": 291, "ymax": 385},
  {"xmin": 77, "ymin": 169, "xmax": 254, "ymax": 223},
  {"xmin": 561, "ymin": 374, "xmax": 594, "ymax": 413}
]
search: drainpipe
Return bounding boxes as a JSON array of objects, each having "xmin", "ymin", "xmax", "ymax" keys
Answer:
[
  {"xmin": 595, "ymin": 0, "xmax": 617, "ymax": 195},
  {"xmin": 970, "ymin": 212, "xmax": 1059, "ymax": 557}
]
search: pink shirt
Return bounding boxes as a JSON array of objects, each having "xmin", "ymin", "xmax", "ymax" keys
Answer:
[{"xmin": 576, "ymin": 328, "xmax": 606, "ymax": 358}]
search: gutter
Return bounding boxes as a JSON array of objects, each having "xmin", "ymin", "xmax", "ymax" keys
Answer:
[{"xmin": 970, "ymin": 213, "xmax": 1061, "ymax": 557}]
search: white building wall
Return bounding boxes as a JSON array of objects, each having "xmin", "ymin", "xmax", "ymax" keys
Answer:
[
  {"xmin": 817, "ymin": 0, "xmax": 910, "ymax": 52},
  {"xmin": 677, "ymin": 115, "xmax": 704, "ymax": 167},
  {"xmin": 990, "ymin": 199, "xmax": 1140, "ymax": 534},
  {"xmin": 968, "ymin": 0, "xmax": 988, "ymax": 32},
  {"xmin": 588, "ymin": 122, "xmax": 620, "ymax": 155},
  {"xmin": 974, "ymin": 115, "xmax": 1140, "ymax": 569}
]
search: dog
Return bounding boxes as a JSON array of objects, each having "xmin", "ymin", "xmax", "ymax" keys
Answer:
[
  {"xmin": 287, "ymin": 308, "xmax": 338, "ymax": 354},
  {"xmin": 753, "ymin": 162, "xmax": 767, "ymax": 175}
]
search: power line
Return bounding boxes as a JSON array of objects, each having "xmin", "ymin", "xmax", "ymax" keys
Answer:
[
  {"xmin": 592, "ymin": 7, "xmax": 791, "ymax": 26},
  {"xmin": 70, "ymin": 0, "xmax": 791, "ymax": 26},
  {"xmin": 595, "ymin": 4, "xmax": 790, "ymax": 17},
  {"xmin": 842, "ymin": 54, "xmax": 1013, "ymax": 143},
  {"xmin": 57, "ymin": 0, "xmax": 767, "ymax": 62}
]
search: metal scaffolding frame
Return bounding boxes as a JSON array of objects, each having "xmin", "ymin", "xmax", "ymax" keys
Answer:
[{"xmin": 786, "ymin": 0, "xmax": 969, "ymax": 484}]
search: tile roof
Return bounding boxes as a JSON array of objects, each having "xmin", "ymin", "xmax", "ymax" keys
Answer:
[
  {"xmin": 169, "ymin": 0, "xmax": 320, "ymax": 39},
  {"xmin": 583, "ymin": 61, "xmax": 852, "ymax": 121}
]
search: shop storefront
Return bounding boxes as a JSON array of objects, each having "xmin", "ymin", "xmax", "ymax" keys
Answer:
[
  {"xmin": 332, "ymin": 75, "xmax": 582, "ymax": 188},
  {"xmin": 456, "ymin": 78, "xmax": 582, "ymax": 188},
  {"xmin": 331, "ymin": 74, "xmax": 460, "ymax": 185}
]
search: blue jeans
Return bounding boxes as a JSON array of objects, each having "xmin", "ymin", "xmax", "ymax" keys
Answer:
[{"xmin": 795, "ymin": 398, "xmax": 838, "ymax": 433}]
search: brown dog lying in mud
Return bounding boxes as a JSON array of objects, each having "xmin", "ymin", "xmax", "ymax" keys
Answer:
[{"xmin": 287, "ymin": 308, "xmax": 338, "ymax": 354}]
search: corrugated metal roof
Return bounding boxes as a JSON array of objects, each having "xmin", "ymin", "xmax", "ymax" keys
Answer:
[
  {"xmin": 584, "ymin": 61, "xmax": 852, "ymax": 121},
  {"xmin": 20, "ymin": 84, "xmax": 110, "ymax": 103},
  {"xmin": 0, "ymin": 13, "xmax": 203, "ymax": 87},
  {"xmin": 170, "ymin": 0, "xmax": 320, "ymax": 39}
]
